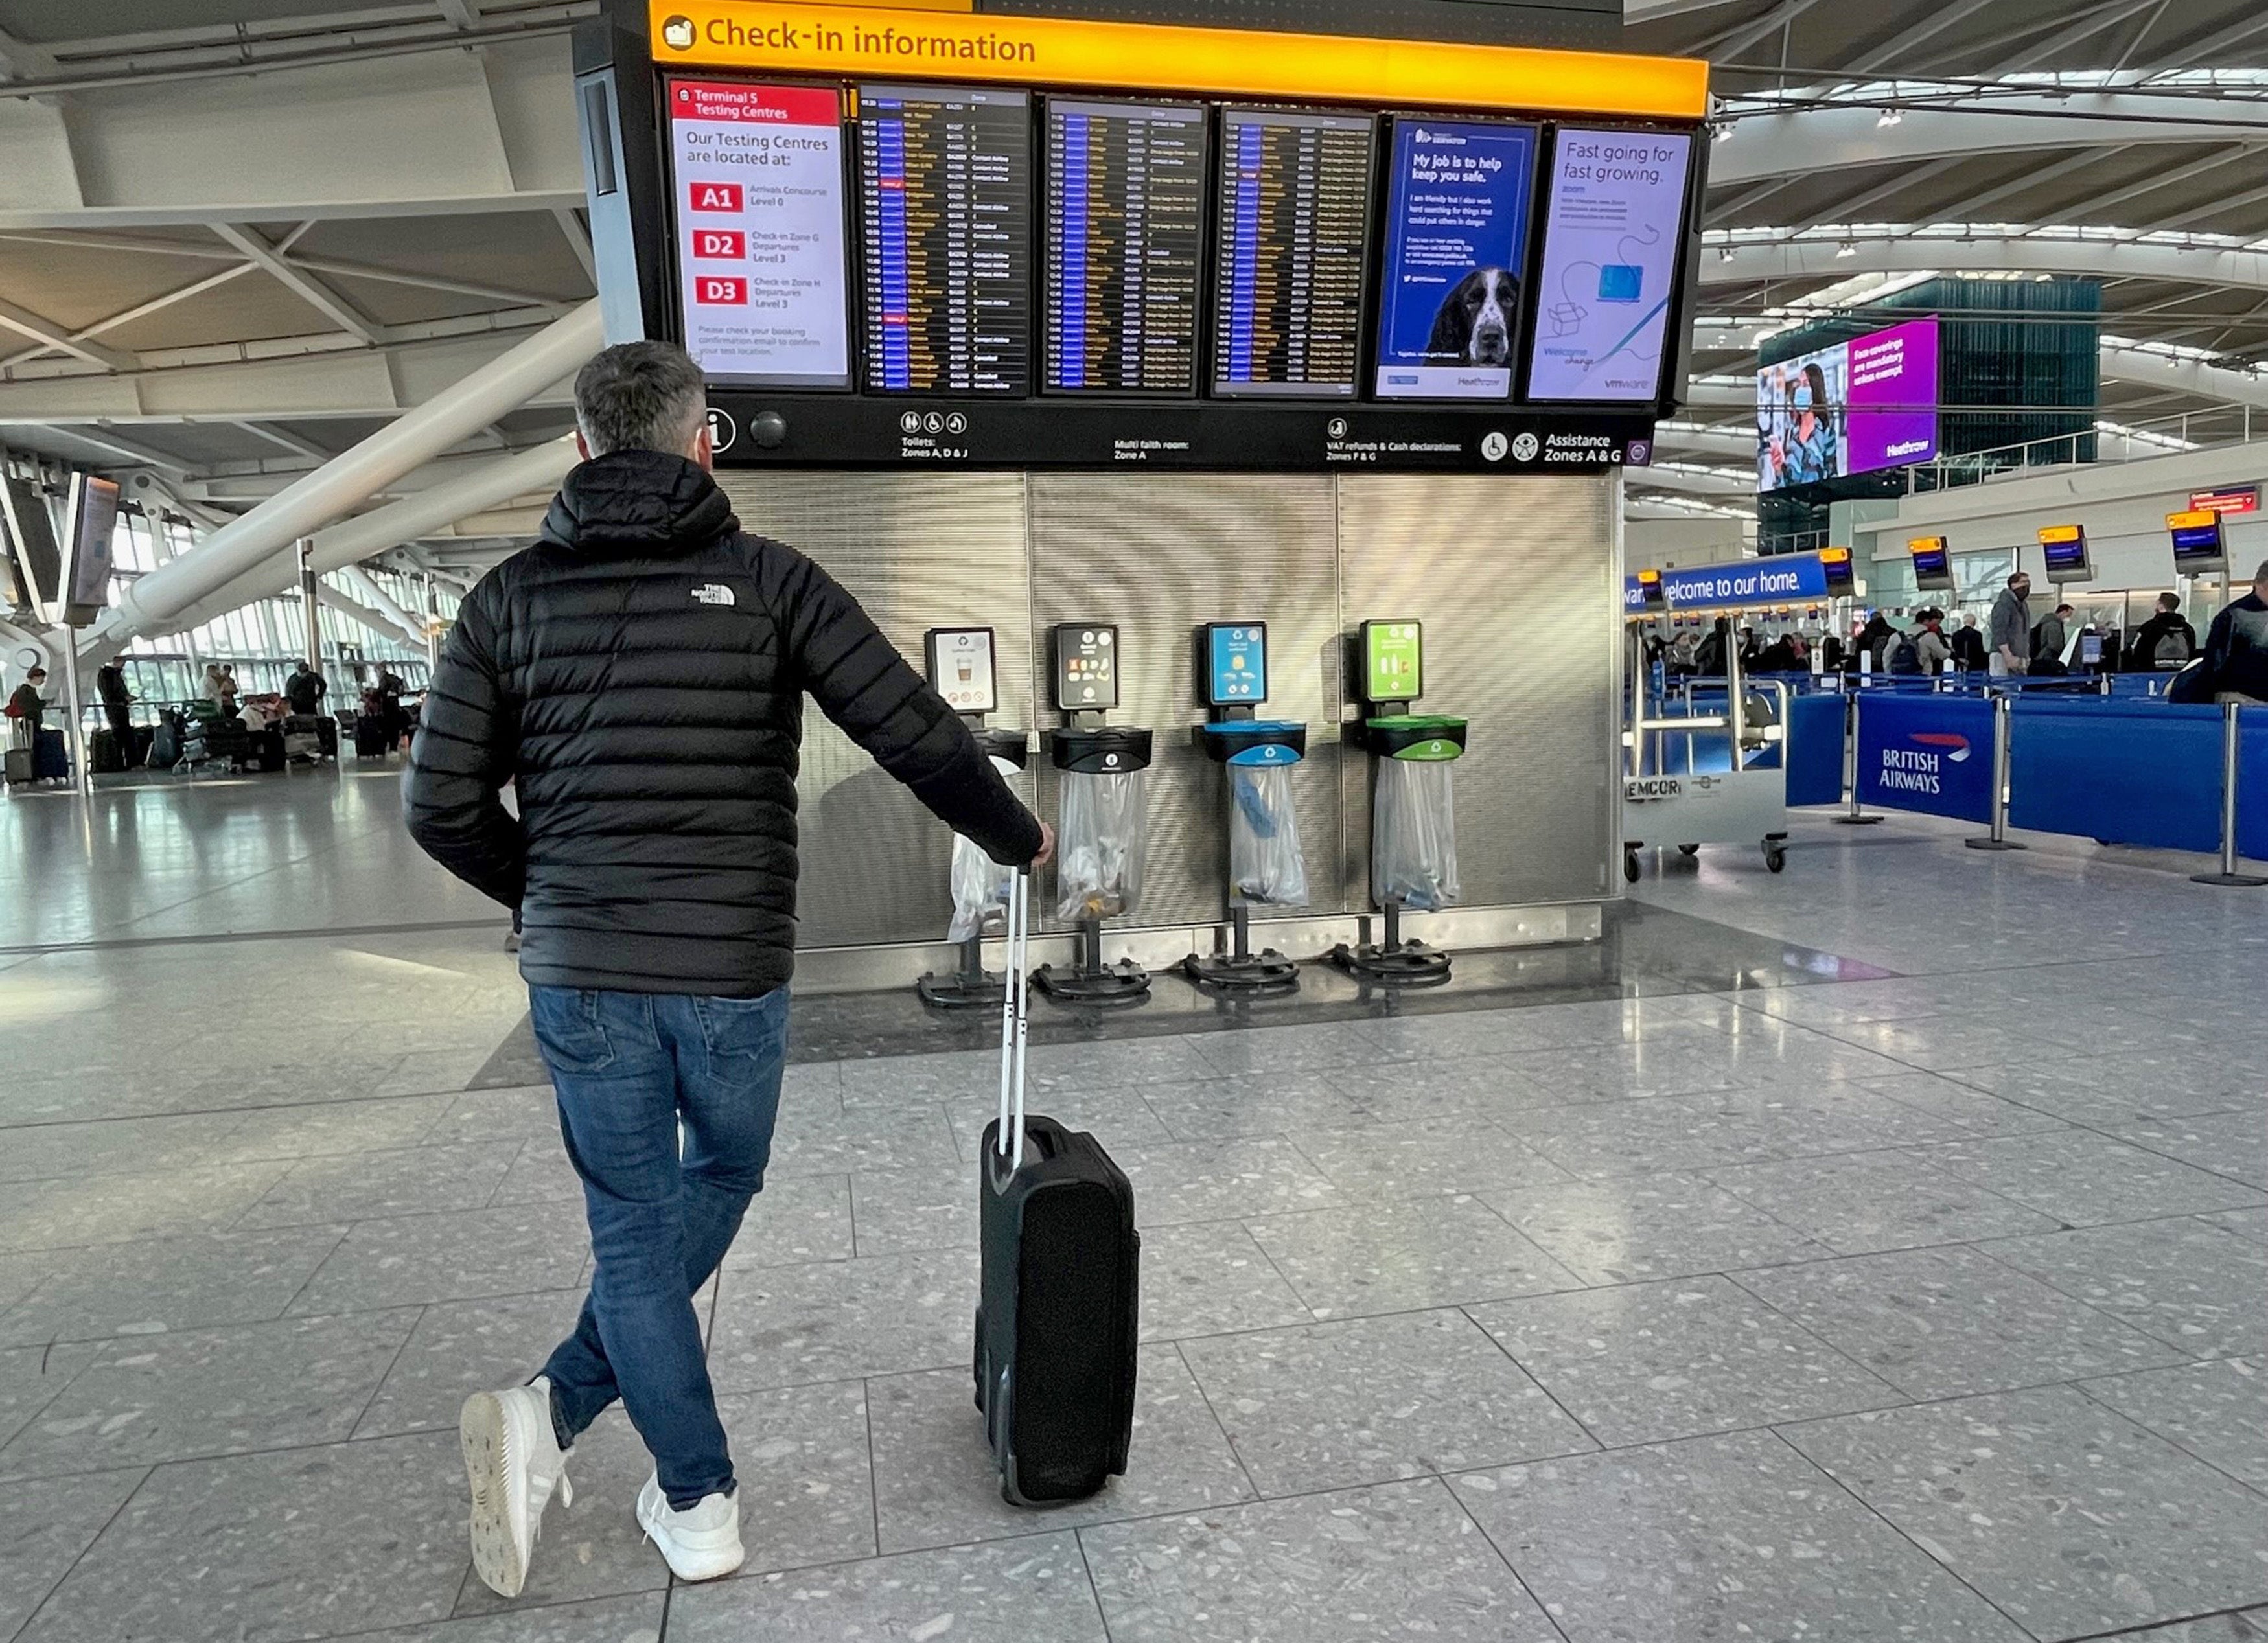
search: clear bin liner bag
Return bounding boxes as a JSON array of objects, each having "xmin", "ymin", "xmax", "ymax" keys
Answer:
[
  {"xmin": 1229, "ymin": 763, "xmax": 1308, "ymax": 908},
  {"xmin": 1372, "ymin": 757, "xmax": 1461, "ymax": 912},
  {"xmin": 946, "ymin": 832, "xmax": 1015, "ymax": 945},
  {"xmin": 1056, "ymin": 768, "xmax": 1147, "ymax": 923},
  {"xmin": 945, "ymin": 753, "xmax": 1024, "ymax": 944}
]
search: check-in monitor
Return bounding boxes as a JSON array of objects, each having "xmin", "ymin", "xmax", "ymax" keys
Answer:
[
  {"xmin": 2039, "ymin": 523, "xmax": 2092, "ymax": 585},
  {"xmin": 2168, "ymin": 509, "xmax": 2228, "ymax": 575},
  {"xmin": 1908, "ymin": 536, "xmax": 1954, "ymax": 592}
]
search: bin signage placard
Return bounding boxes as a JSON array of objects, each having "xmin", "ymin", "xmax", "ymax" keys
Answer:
[{"xmin": 1854, "ymin": 695, "xmax": 1993, "ymax": 823}]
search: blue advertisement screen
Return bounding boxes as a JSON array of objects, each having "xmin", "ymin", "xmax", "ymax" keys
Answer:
[
  {"xmin": 1661, "ymin": 551, "xmax": 1836, "ymax": 610},
  {"xmin": 2171, "ymin": 522, "xmax": 2225, "ymax": 562},
  {"xmin": 1372, "ymin": 117, "xmax": 1537, "ymax": 401}
]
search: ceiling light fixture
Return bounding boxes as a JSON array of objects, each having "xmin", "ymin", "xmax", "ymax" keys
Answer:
[
  {"xmin": 1836, "ymin": 242, "xmax": 1858, "ymax": 257},
  {"xmin": 1877, "ymin": 109, "xmax": 1903, "ymax": 128},
  {"xmin": 1718, "ymin": 246, "xmax": 1738, "ymax": 264}
]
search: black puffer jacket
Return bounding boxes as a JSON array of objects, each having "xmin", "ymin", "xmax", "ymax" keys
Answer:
[{"xmin": 404, "ymin": 448, "xmax": 1041, "ymax": 997}]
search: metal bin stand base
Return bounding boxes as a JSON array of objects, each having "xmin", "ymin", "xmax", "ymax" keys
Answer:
[
  {"xmin": 1326, "ymin": 901, "xmax": 1451, "ymax": 987},
  {"xmin": 1182, "ymin": 905, "xmax": 1300, "ymax": 994},
  {"xmin": 917, "ymin": 935, "xmax": 1008, "ymax": 1011},
  {"xmin": 1963, "ymin": 837, "xmax": 2026, "ymax": 852},
  {"xmin": 2192, "ymin": 869, "xmax": 2268, "ymax": 888},
  {"xmin": 1032, "ymin": 919, "xmax": 1151, "ymax": 1007}
]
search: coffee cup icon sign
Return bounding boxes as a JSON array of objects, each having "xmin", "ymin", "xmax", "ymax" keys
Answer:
[{"xmin": 662, "ymin": 16, "xmax": 695, "ymax": 49}]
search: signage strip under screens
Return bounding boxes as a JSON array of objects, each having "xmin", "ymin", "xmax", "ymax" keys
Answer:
[{"xmin": 1659, "ymin": 551, "xmax": 1853, "ymax": 610}]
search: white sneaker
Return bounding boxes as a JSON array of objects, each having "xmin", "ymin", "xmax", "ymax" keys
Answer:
[
  {"xmin": 460, "ymin": 1377, "xmax": 573, "ymax": 1598},
  {"xmin": 636, "ymin": 1471, "xmax": 745, "ymax": 1581}
]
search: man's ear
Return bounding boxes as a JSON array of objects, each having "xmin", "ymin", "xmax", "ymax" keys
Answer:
[
  {"xmin": 573, "ymin": 430, "xmax": 592, "ymax": 462},
  {"xmin": 690, "ymin": 422, "xmax": 714, "ymax": 473}
]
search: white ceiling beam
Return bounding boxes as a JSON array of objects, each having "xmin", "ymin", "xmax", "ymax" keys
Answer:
[
  {"xmin": 1702, "ymin": 0, "xmax": 1828, "ymax": 61},
  {"xmin": 2111, "ymin": 0, "xmax": 2172, "ymax": 74},
  {"xmin": 1787, "ymin": 156, "xmax": 1966, "ymax": 235},
  {"xmin": 67, "ymin": 424, "xmax": 194, "ymax": 475},
  {"xmin": 1844, "ymin": 0, "xmax": 1996, "ymax": 75},
  {"xmin": 0, "ymin": 192, "xmax": 583, "ymax": 235},
  {"xmin": 1711, "ymin": 95, "xmax": 2268, "ymax": 189},
  {"xmin": 283, "ymin": 253, "xmax": 569, "ymax": 311},
  {"xmin": 212, "ymin": 224, "xmax": 385, "ymax": 347},
  {"xmin": 2147, "ymin": 10, "xmax": 2268, "ymax": 71},
  {"xmin": 1625, "ymin": 0, "xmax": 1753, "ymax": 19},
  {"xmin": 0, "ymin": 296, "xmax": 134, "ymax": 372},
  {"xmin": 1924, "ymin": 146, "xmax": 2125, "ymax": 224},
  {"xmin": 1986, "ymin": 0, "xmax": 2161, "ymax": 74},
  {"xmin": 2136, "ymin": 178, "xmax": 2268, "ymax": 236},
  {"xmin": 0, "ymin": 231, "xmax": 241, "ymax": 260},
  {"xmin": 235, "ymin": 421, "xmax": 332, "ymax": 461},
  {"xmin": 551, "ymin": 206, "xmax": 596, "ymax": 283},
  {"xmin": 1702, "ymin": 233, "xmax": 2268, "ymax": 293},
  {"xmin": 434, "ymin": 0, "xmax": 481, "ymax": 26},
  {"xmin": 0, "ymin": 25, "xmax": 58, "ymax": 80},
  {"xmin": 0, "ymin": 262, "xmax": 255, "ymax": 371},
  {"xmin": 2022, "ymin": 145, "xmax": 2258, "ymax": 234}
]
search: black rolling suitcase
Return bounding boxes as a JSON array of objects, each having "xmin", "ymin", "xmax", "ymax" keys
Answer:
[{"xmin": 973, "ymin": 869, "xmax": 1139, "ymax": 1507}]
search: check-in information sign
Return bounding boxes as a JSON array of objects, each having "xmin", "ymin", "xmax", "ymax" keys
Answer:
[{"xmin": 668, "ymin": 79, "xmax": 851, "ymax": 387}]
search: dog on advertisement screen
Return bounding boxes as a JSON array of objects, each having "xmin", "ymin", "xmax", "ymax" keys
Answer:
[{"xmin": 1428, "ymin": 268, "xmax": 1517, "ymax": 367}]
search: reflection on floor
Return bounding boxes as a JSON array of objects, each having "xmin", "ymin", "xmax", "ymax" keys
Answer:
[{"xmin": 1, "ymin": 780, "xmax": 2265, "ymax": 1643}]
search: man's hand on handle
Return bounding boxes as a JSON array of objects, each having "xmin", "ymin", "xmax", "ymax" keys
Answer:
[{"xmin": 1031, "ymin": 822, "xmax": 1056, "ymax": 871}]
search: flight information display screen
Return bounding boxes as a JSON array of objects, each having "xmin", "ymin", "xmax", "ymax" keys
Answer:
[
  {"xmin": 1210, "ymin": 108, "xmax": 1375, "ymax": 398},
  {"xmin": 1043, "ymin": 98, "xmax": 1207, "ymax": 394},
  {"xmin": 854, "ymin": 82, "xmax": 1032, "ymax": 393}
]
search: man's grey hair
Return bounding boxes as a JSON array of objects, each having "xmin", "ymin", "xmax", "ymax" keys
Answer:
[{"xmin": 572, "ymin": 340, "xmax": 707, "ymax": 459}]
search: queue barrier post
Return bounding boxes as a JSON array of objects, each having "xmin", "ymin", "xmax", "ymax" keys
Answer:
[
  {"xmin": 1964, "ymin": 692, "xmax": 2025, "ymax": 852},
  {"xmin": 1831, "ymin": 689, "xmax": 1884, "ymax": 826},
  {"xmin": 2192, "ymin": 701, "xmax": 2268, "ymax": 888}
]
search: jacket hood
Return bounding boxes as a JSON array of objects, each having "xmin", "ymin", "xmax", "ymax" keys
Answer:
[{"xmin": 538, "ymin": 448, "xmax": 737, "ymax": 555}]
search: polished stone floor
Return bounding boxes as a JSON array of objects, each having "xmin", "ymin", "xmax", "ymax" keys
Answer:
[{"xmin": 1, "ymin": 772, "xmax": 2265, "ymax": 1642}]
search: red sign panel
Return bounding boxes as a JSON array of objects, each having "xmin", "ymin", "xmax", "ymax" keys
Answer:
[
  {"xmin": 689, "ymin": 228, "xmax": 745, "ymax": 260},
  {"xmin": 2189, "ymin": 486, "xmax": 2260, "ymax": 516},
  {"xmin": 688, "ymin": 181, "xmax": 743, "ymax": 213},
  {"xmin": 692, "ymin": 276, "xmax": 748, "ymax": 305}
]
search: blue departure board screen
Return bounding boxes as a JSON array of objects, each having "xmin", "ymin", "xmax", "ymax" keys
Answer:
[
  {"xmin": 1210, "ymin": 108, "xmax": 1375, "ymax": 398},
  {"xmin": 855, "ymin": 82, "xmax": 1032, "ymax": 395},
  {"xmin": 1044, "ymin": 98, "xmax": 1206, "ymax": 394}
]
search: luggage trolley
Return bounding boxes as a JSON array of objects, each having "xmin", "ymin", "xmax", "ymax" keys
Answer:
[{"xmin": 1621, "ymin": 568, "xmax": 1795, "ymax": 881}]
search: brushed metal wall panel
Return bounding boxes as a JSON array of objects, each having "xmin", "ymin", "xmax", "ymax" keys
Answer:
[
  {"xmin": 1336, "ymin": 474, "xmax": 1617, "ymax": 909},
  {"xmin": 1025, "ymin": 474, "xmax": 1347, "ymax": 932},
  {"xmin": 714, "ymin": 471, "xmax": 1033, "ymax": 947}
]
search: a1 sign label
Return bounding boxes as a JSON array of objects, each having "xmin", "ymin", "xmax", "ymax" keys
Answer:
[{"xmin": 688, "ymin": 181, "xmax": 744, "ymax": 213}]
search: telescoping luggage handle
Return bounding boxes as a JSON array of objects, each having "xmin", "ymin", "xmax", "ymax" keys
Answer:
[{"xmin": 994, "ymin": 867, "xmax": 1033, "ymax": 1172}]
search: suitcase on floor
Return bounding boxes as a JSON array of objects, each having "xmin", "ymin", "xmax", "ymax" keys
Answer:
[
  {"xmin": 33, "ymin": 728, "xmax": 67, "ymax": 781},
  {"xmin": 354, "ymin": 713, "xmax": 390, "ymax": 757},
  {"xmin": 4, "ymin": 745, "xmax": 32, "ymax": 786},
  {"xmin": 973, "ymin": 869, "xmax": 1139, "ymax": 1507},
  {"xmin": 91, "ymin": 728, "xmax": 124, "ymax": 773}
]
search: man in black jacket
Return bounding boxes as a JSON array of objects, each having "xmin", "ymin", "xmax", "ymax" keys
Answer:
[
  {"xmin": 2127, "ymin": 592, "xmax": 2197, "ymax": 672},
  {"xmin": 405, "ymin": 341, "xmax": 1049, "ymax": 1598}
]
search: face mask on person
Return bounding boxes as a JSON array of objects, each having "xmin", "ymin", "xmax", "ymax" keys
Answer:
[{"xmin": 1793, "ymin": 385, "xmax": 1813, "ymax": 412}]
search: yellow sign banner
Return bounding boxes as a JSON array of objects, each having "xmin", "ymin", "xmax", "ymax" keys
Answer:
[
  {"xmin": 649, "ymin": 2, "xmax": 1710, "ymax": 120},
  {"xmin": 2168, "ymin": 510, "xmax": 2217, "ymax": 529}
]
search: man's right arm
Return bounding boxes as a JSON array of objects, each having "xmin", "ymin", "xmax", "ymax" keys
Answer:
[
  {"xmin": 402, "ymin": 582, "xmax": 525, "ymax": 907},
  {"xmin": 768, "ymin": 542, "xmax": 1043, "ymax": 866}
]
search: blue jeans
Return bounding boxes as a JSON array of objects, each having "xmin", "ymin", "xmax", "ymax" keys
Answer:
[{"xmin": 528, "ymin": 984, "xmax": 789, "ymax": 1510}]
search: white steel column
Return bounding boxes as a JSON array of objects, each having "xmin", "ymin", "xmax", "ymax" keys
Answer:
[
  {"xmin": 154, "ymin": 437, "xmax": 577, "ymax": 641},
  {"xmin": 87, "ymin": 301, "xmax": 600, "ymax": 658}
]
